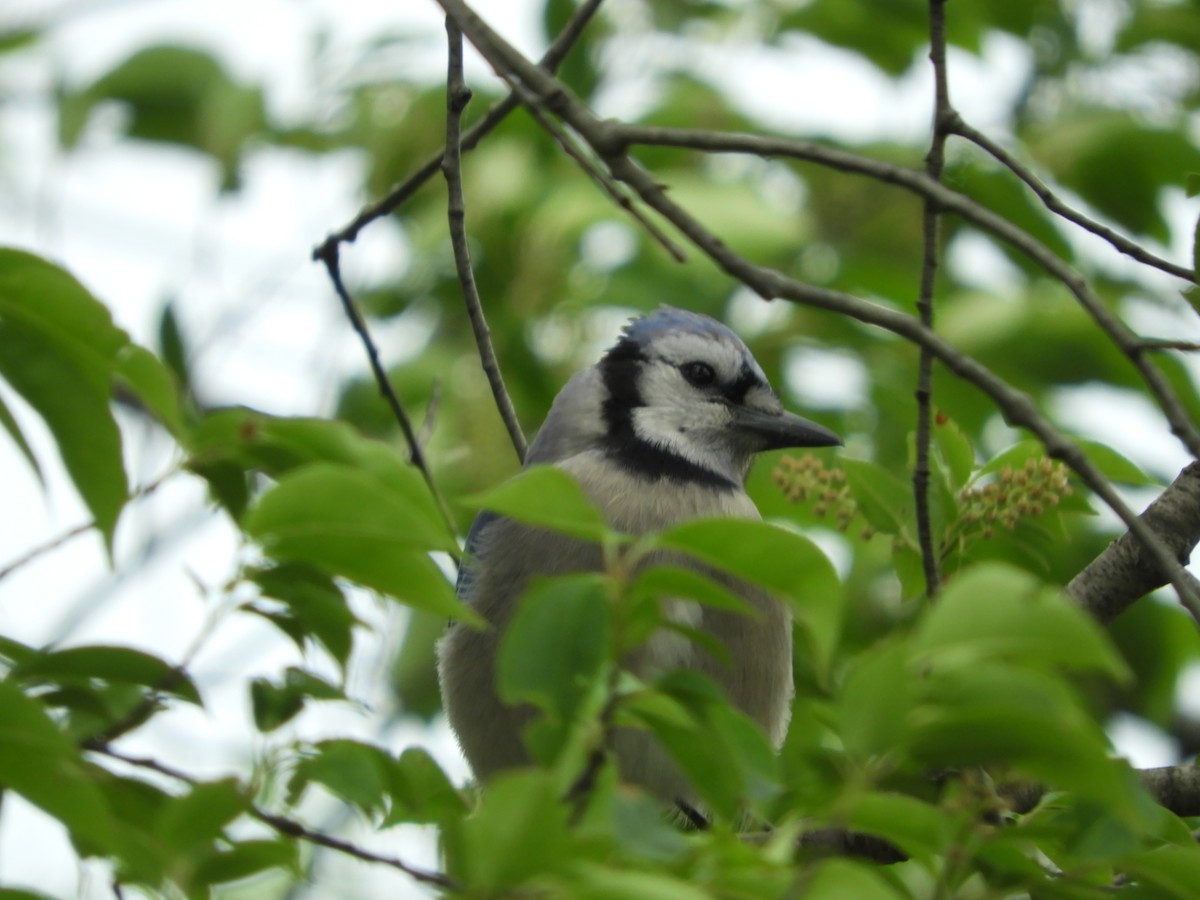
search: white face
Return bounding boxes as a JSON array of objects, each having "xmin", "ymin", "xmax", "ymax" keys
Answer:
[{"xmin": 629, "ymin": 330, "xmax": 780, "ymax": 481}]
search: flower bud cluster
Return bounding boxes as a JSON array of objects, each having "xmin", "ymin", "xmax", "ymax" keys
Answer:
[
  {"xmin": 772, "ymin": 454, "xmax": 864, "ymax": 536},
  {"xmin": 958, "ymin": 457, "xmax": 1071, "ymax": 539}
]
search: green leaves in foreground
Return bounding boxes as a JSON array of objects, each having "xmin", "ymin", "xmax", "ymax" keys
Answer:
[
  {"xmin": 242, "ymin": 460, "xmax": 473, "ymax": 622},
  {"xmin": 0, "ymin": 248, "xmax": 189, "ymax": 547}
]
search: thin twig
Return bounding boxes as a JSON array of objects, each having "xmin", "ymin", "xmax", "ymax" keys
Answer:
[
  {"xmin": 433, "ymin": 0, "xmax": 1200, "ymax": 613},
  {"xmin": 1138, "ymin": 338, "xmax": 1200, "ymax": 353},
  {"xmin": 947, "ymin": 113, "xmax": 1197, "ymax": 285},
  {"xmin": 443, "ymin": 17, "xmax": 528, "ymax": 462},
  {"xmin": 0, "ymin": 521, "xmax": 92, "ymax": 583},
  {"xmin": 0, "ymin": 472, "xmax": 173, "ymax": 584},
  {"xmin": 500, "ymin": 76, "xmax": 685, "ymax": 262},
  {"xmin": 81, "ymin": 588, "xmax": 235, "ymax": 748},
  {"xmin": 312, "ymin": 244, "xmax": 461, "ymax": 559},
  {"xmin": 314, "ymin": 0, "xmax": 606, "ymax": 252},
  {"xmin": 914, "ymin": 0, "xmax": 951, "ymax": 598},
  {"xmin": 93, "ymin": 745, "xmax": 459, "ymax": 890},
  {"xmin": 418, "ymin": 378, "xmax": 443, "ymax": 450}
]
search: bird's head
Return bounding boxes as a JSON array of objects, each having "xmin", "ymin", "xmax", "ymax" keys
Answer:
[{"xmin": 590, "ymin": 306, "xmax": 840, "ymax": 488}]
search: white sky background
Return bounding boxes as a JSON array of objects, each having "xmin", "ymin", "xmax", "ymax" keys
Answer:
[{"xmin": 0, "ymin": 1, "xmax": 1197, "ymax": 897}]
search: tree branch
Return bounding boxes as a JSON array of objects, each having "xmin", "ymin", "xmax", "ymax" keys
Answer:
[
  {"xmin": 610, "ymin": 126, "xmax": 1200, "ymax": 462},
  {"xmin": 93, "ymin": 745, "xmax": 459, "ymax": 890},
  {"xmin": 1002, "ymin": 764, "xmax": 1200, "ymax": 819},
  {"xmin": 914, "ymin": 0, "xmax": 951, "ymax": 598},
  {"xmin": 443, "ymin": 17, "xmax": 528, "ymax": 463},
  {"xmin": 314, "ymin": 0, "xmax": 606, "ymax": 251},
  {"xmin": 433, "ymin": 0, "xmax": 1200, "ymax": 614},
  {"xmin": 947, "ymin": 113, "xmax": 1197, "ymax": 285},
  {"xmin": 312, "ymin": 244, "xmax": 461, "ymax": 557},
  {"xmin": 1068, "ymin": 461, "xmax": 1200, "ymax": 623}
]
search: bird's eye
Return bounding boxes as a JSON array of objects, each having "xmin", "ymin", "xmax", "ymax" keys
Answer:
[{"xmin": 680, "ymin": 361, "xmax": 716, "ymax": 387}]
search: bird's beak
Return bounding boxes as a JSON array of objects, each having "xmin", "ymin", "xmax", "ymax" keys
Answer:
[{"xmin": 733, "ymin": 405, "xmax": 842, "ymax": 451}]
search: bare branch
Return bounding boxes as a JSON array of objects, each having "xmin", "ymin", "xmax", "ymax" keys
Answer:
[
  {"xmin": 315, "ymin": 0, "xmax": 606, "ymax": 251},
  {"xmin": 443, "ymin": 17, "xmax": 528, "ymax": 463},
  {"xmin": 432, "ymin": 0, "xmax": 1200, "ymax": 612},
  {"xmin": 312, "ymin": 244, "xmax": 460, "ymax": 557},
  {"xmin": 1139, "ymin": 338, "xmax": 1200, "ymax": 353},
  {"xmin": 612, "ymin": 126, "xmax": 1200, "ymax": 462},
  {"xmin": 497, "ymin": 76, "xmax": 685, "ymax": 261},
  {"xmin": 0, "ymin": 471, "xmax": 172, "ymax": 584},
  {"xmin": 913, "ymin": 0, "xmax": 952, "ymax": 598},
  {"xmin": 1068, "ymin": 462, "xmax": 1200, "ymax": 623},
  {"xmin": 94, "ymin": 745, "xmax": 459, "ymax": 890},
  {"xmin": 947, "ymin": 113, "xmax": 1197, "ymax": 285}
]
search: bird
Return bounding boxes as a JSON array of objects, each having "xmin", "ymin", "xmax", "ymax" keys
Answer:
[{"xmin": 437, "ymin": 305, "xmax": 840, "ymax": 811}]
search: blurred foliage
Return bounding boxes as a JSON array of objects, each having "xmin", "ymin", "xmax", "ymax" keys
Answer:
[{"xmin": 1, "ymin": 0, "xmax": 1200, "ymax": 896}]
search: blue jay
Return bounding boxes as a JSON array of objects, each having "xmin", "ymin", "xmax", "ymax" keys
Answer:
[{"xmin": 438, "ymin": 306, "xmax": 840, "ymax": 808}]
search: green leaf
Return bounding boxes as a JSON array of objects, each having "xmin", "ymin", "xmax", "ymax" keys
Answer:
[
  {"xmin": 629, "ymin": 564, "xmax": 755, "ymax": 617},
  {"xmin": 837, "ymin": 641, "xmax": 914, "ymax": 762},
  {"xmin": 156, "ymin": 778, "xmax": 247, "ymax": 853},
  {"xmin": 67, "ymin": 45, "xmax": 266, "ymax": 189},
  {"xmin": 0, "ymin": 680, "xmax": 117, "ymax": 855},
  {"xmin": 802, "ymin": 858, "xmax": 910, "ymax": 899},
  {"xmin": 467, "ymin": 465, "xmax": 610, "ymax": 541},
  {"xmin": 191, "ymin": 839, "xmax": 298, "ymax": 889},
  {"xmin": 892, "ymin": 543, "xmax": 927, "ymax": 601},
  {"xmin": 845, "ymin": 791, "xmax": 952, "ymax": 862},
  {"xmin": 12, "ymin": 645, "xmax": 202, "ymax": 705},
  {"xmin": 630, "ymin": 670, "xmax": 778, "ymax": 820},
  {"xmin": 651, "ymin": 519, "xmax": 842, "ymax": 674},
  {"xmin": 1192, "ymin": 210, "xmax": 1199, "ymax": 277},
  {"xmin": 1124, "ymin": 845, "xmax": 1200, "ymax": 896},
  {"xmin": 934, "ymin": 412, "xmax": 975, "ymax": 492},
  {"xmin": 0, "ymin": 248, "xmax": 128, "ymax": 546},
  {"xmin": 910, "ymin": 664, "xmax": 1152, "ymax": 823},
  {"xmin": 244, "ymin": 563, "xmax": 358, "ymax": 671},
  {"xmin": 840, "ymin": 457, "xmax": 913, "ymax": 539},
  {"xmin": 497, "ymin": 575, "xmax": 610, "ymax": 718},
  {"xmin": 557, "ymin": 865, "xmax": 712, "ymax": 900},
  {"xmin": 113, "ymin": 343, "xmax": 188, "ymax": 437},
  {"xmin": 0, "ymin": 391, "xmax": 42, "ymax": 484},
  {"xmin": 249, "ymin": 667, "xmax": 344, "ymax": 732},
  {"xmin": 243, "ymin": 462, "xmax": 471, "ymax": 622},
  {"xmin": 441, "ymin": 770, "xmax": 570, "ymax": 892},
  {"xmin": 382, "ymin": 747, "xmax": 470, "ymax": 825},
  {"xmin": 1076, "ymin": 440, "xmax": 1156, "ymax": 487},
  {"xmin": 911, "ymin": 563, "xmax": 1130, "ymax": 681},
  {"xmin": 289, "ymin": 739, "xmax": 391, "ymax": 817}
]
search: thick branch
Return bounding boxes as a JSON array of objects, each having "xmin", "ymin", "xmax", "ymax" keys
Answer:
[
  {"xmin": 1068, "ymin": 462, "xmax": 1200, "ymax": 623},
  {"xmin": 433, "ymin": 0, "xmax": 1198, "ymax": 612}
]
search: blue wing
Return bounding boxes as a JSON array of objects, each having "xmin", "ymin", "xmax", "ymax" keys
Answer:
[{"xmin": 455, "ymin": 508, "xmax": 499, "ymax": 601}]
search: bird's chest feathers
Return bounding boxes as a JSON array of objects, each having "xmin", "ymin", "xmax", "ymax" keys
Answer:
[{"xmin": 556, "ymin": 453, "xmax": 761, "ymax": 534}]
